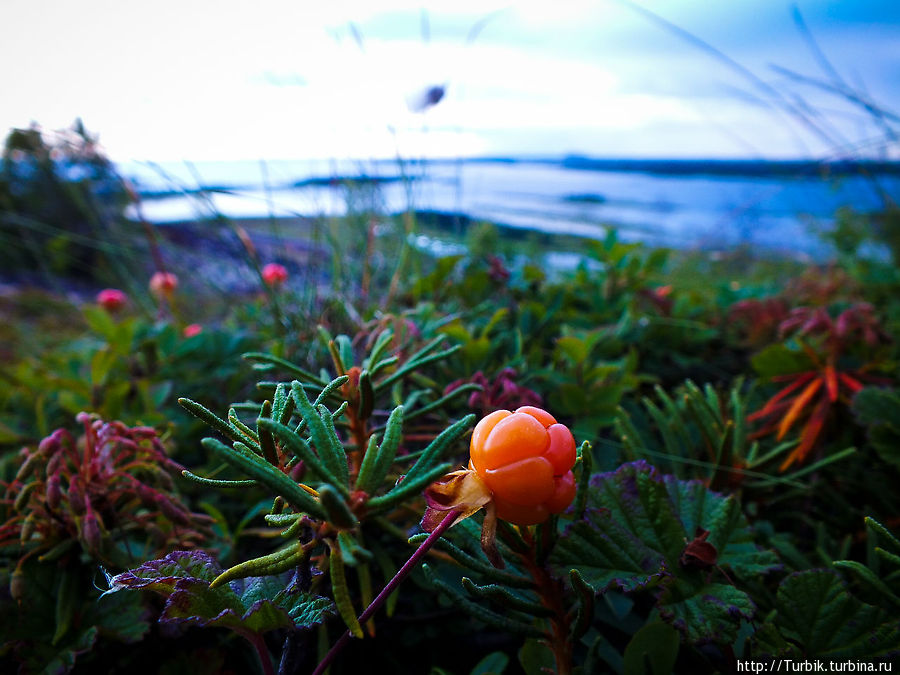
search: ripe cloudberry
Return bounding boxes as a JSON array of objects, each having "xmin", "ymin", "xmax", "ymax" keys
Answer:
[{"xmin": 469, "ymin": 406, "xmax": 576, "ymax": 525}]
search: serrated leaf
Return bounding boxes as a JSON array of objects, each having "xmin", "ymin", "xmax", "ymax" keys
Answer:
[
  {"xmin": 94, "ymin": 589, "xmax": 150, "ymax": 644},
  {"xmin": 550, "ymin": 461, "xmax": 778, "ymax": 643},
  {"xmin": 661, "ymin": 471, "xmax": 780, "ymax": 579},
  {"xmin": 108, "ymin": 550, "xmax": 334, "ymax": 637},
  {"xmin": 754, "ymin": 569, "xmax": 900, "ymax": 660},
  {"xmin": 656, "ymin": 579, "xmax": 754, "ymax": 643},
  {"xmin": 852, "ymin": 387, "xmax": 900, "ymax": 427},
  {"xmin": 852, "ymin": 388, "xmax": 900, "ymax": 468}
]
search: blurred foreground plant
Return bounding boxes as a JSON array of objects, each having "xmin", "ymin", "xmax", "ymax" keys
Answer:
[
  {"xmin": 0, "ymin": 414, "xmax": 210, "ymax": 671},
  {"xmin": 748, "ymin": 302, "xmax": 891, "ymax": 470},
  {"xmin": 1, "ymin": 413, "xmax": 209, "ymax": 574}
]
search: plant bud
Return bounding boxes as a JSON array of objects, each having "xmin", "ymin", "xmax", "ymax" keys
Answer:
[
  {"xmin": 10, "ymin": 566, "xmax": 25, "ymax": 605},
  {"xmin": 157, "ymin": 497, "xmax": 190, "ymax": 525},
  {"xmin": 46, "ymin": 473, "xmax": 62, "ymax": 510},
  {"xmin": 46, "ymin": 452, "xmax": 62, "ymax": 476},
  {"xmin": 15, "ymin": 453, "xmax": 44, "ymax": 482},
  {"xmin": 81, "ymin": 512, "xmax": 102, "ymax": 554},
  {"xmin": 20, "ymin": 513, "xmax": 36, "ymax": 544},
  {"xmin": 68, "ymin": 480, "xmax": 86, "ymax": 515},
  {"xmin": 13, "ymin": 482, "xmax": 37, "ymax": 512}
]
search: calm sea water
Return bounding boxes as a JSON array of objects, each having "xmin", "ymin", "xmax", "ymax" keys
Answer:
[{"xmin": 120, "ymin": 158, "xmax": 900, "ymax": 258}]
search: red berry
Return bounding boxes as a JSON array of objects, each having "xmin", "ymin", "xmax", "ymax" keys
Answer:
[
  {"xmin": 262, "ymin": 263, "xmax": 288, "ymax": 287},
  {"xmin": 149, "ymin": 271, "xmax": 178, "ymax": 297},
  {"xmin": 183, "ymin": 323, "xmax": 203, "ymax": 338},
  {"xmin": 97, "ymin": 288, "xmax": 127, "ymax": 312}
]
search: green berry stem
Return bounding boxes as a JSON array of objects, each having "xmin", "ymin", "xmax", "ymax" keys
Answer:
[{"xmin": 312, "ymin": 509, "xmax": 461, "ymax": 675}]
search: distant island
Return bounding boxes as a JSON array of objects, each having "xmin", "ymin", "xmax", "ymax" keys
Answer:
[{"xmin": 556, "ymin": 155, "xmax": 900, "ymax": 177}]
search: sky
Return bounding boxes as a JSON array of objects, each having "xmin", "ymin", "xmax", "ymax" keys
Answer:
[{"xmin": 2, "ymin": 0, "xmax": 898, "ymax": 162}]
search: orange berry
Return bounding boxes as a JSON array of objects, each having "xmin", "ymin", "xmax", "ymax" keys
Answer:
[
  {"xmin": 493, "ymin": 498, "xmax": 549, "ymax": 526},
  {"xmin": 514, "ymin": 405, "xmax": 556, "ymax": 427},
  {"xmin": 544, "ymin": 471, "xmax": 576, "ymax": 514},
  {"xmin": 469, "ymin": 406, "xmax": 577, "ymax": 525},
  {"xmin": 483, "ymin": 456, "xmax": 555, "ymax": 506}
]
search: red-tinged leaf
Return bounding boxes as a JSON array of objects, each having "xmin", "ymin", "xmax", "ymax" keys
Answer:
[
  {"xmin": 777, "ymin": 378, "xmax": 823, "ymax": 441},
  {"xmin": 825, "ymin": 364, "xmax": 839, "ymax": 402},
  {"xmin": 779, "ymin": 398, "xmax": 829, "ymax": 471},
  {"xmin": 750, "ymin": 374, "xmax": 817, "ymax": 420},
  {"xmin": 748, "ymin": 399, "xmax": 793, "ymax": 426},
  {"xmin": 839, "ymin": 372, "xmax": 864, "ymax": 394},
  {"xmin": 770, "ymin": 371, "xmax": 817, "ymax": 383}
]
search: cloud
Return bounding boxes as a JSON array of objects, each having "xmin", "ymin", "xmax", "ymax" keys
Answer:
[{"xmin": 1, "ymin": 0, "xmax": 896, "ymax": 160}]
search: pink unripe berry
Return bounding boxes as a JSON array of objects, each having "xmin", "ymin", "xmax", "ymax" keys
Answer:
[
  {"xmin": 149, "ymin": 271, "xmax": 178, "ymax": 297},
  {"xmin": 97, "ymin": 288, "xmax": 127, "ymax": 312},
  {"xmin": 262, "ymin": 263, "xmax": 288, "ymax": 287},
  {"xmin": 183, "ymin": 323, "xmax": 203, "ymax": 338}
]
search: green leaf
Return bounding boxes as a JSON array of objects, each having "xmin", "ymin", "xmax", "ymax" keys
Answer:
[
  {"xmin": 470, "ymin": 651, "xmax": 509, "ymax": 675},
  {"xmin": 366, "ymin": 461, "xmax": 454, "ymax": 512},
  {"xmin": 201, "ymin": 437, "xmax": 326, "ymax": 519},
  {"xmin": 751, "ymin": 343, "xmax": 813, "ymax": 378},
  {"xmin": 330, "ymin": 547, "xmax": 363, "ymax": 638},
  {"xmin": 517, "ymin": 638, "xmax": 556, "ymax": 675},
  {"xmin": 833, "ymin": 560, "xmax": 900, "ymax": 608},
  {"xmin": 852, "ymin": 387, "xmax": 900, "ymax": 427},
  {"xmin": 257, "ymin": 417, "xmax": 342, "ymax": 490},
  {"xmin": 404, "ymin": 414, "xmax": 475, "ymax": 484},
  {"xmin": 422, "ymin": 564, "xmax": 543, "ymax": 638},
  {"xmin": 656, "ymin": 579, "xmax": 754, "ymax": 643},
  {"xmin": 852, "ymin": 388, "xmax": 900, "ymax": 468},
  {"xmin": 623, "ymin": 622, "xmax": 680, "ymax": 675},
  {"xmin": 242, "ymin": 351, "xmax": 327, "ymax": 387},
  {"xmin": 291, "ymin": 381, "xmax": 349, "ymax": 488},
  {"xmin": 754, "ymin": 569, "xmax": 900, "ymax": 660},
  {"xmin": 550, "ymin": 461, "xmax": 779, "ymax": 643},
  {"xmin": 367, "ymin": 405, "xmax": 405, "ymax": 493},
  {"xmin": 53, "ymin": 568, "xmax": 80, "ymax": 645},
  {"xmin": 108, "ymin": 550, "xmax": 334, "ymax": 637}
]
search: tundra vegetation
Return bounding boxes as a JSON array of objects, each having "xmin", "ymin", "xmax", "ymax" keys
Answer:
[{"xmin": 1, "ymin": 123, "xmax": 899, "ymax": 674}]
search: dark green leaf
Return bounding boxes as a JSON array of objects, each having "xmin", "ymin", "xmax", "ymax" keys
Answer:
[
  {"xmin": 623, "ymin": 622, "xmax": 680, "ymax": 675},
  {"xmin": 108, "ymin": 550, "xmax": 333, "ymax": 637},
  {"xmin": 550, "ymin": 461, "xmax": 778, "ymax": 643},
  {"xmin": 754, "ymin": 569, "xmax": 900, "ymax": 660}
]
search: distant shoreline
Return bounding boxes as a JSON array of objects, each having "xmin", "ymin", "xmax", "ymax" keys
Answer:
[
  {"xmin": 132, "ymin": 155, "xmax": 900, "ymax": 200},
  {"xmin": 556, "ymin": 156, "xmax": 900, "ymax": 178}
]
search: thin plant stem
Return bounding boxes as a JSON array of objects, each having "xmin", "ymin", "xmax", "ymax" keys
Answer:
[
  {"xmin": 248, "ymin": 633, "xmax": 276, "ymax": 675},
  {"xmin": 311, "ymin": 509, "xmax": 460, "ymax": 675}
]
